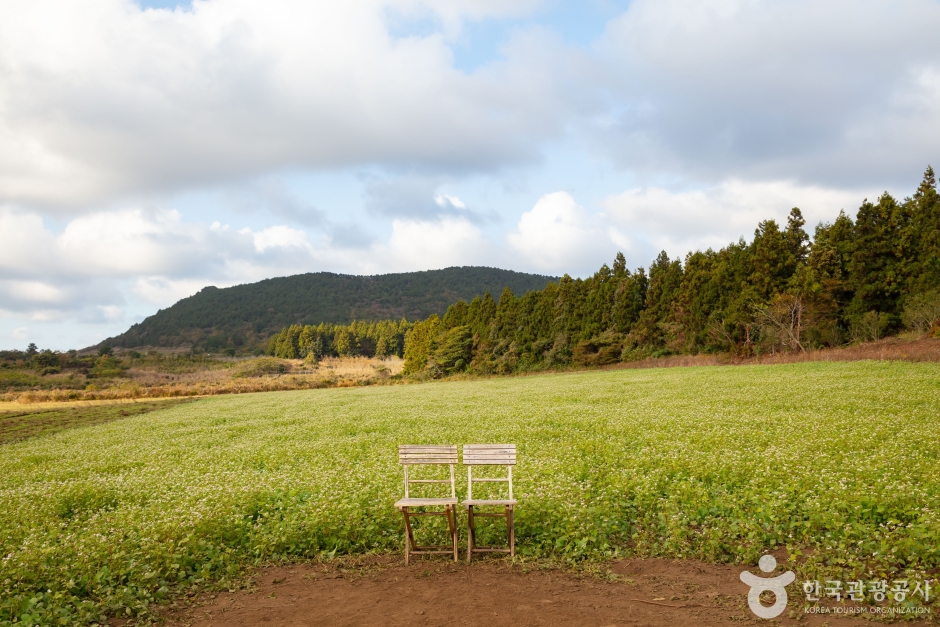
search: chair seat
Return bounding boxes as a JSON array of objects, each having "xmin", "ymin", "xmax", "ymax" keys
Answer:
[
  {"xmin": 462, "ymin": 499, "xmax": 517, "ymax": 506},
  {"xmin": 395, "ymin": 497, "xmax": 458, "ymax": 508}
]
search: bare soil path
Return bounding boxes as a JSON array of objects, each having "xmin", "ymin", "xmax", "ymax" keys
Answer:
[{"xmin": 157, "ymin": 556, "xmax": 913, "ymax": 627}]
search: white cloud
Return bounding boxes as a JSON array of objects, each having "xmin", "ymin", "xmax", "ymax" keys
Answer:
[
  {"xmin": 505, "ymin": 180, "xmax": 874, "ymax": 276},
  {"xmin": 0, "ymin": 275, "xmax": 125, "ymax": 321},
  {"xmin": 0, "ymin": 0, "xmax": 585, "ymax": 208},
  {"xmin": 57, "ymin": 209, "xmax": 218, "ymax": 277},
  {"xmin": 5, "ymin": 281, "xmax": 68, "ymax": 305},
  {"xmin": 247, "ymin": 225, "xmax": 313, "ymax": 253},
  {"xmin": 597, "ymin": 0, "xmax": 940, "ymax": 186},
  {"xmin": 0, "ymin": 206, "xmax": 326, "ymax": 315},
  {"xmin": 601, "ymin": 179, "xmax": 869, "ymax": 265},
  {"xmin": 385, "ymin": 216, "xmax": 493, "ymax": 270},
  {"xmin": 507, "ymin": 191, "xmax": 616, "ymax": 274},
  {"xmin": 0, "ymin": 210, "xmax": 57, "ymax": 276},
  {"xmin": 131, "ymin": 277, "xmax": 209, "ymax": 308},
  {"xmin": 11, "ymin": 327, "xmax": 29, "ymax": 340},
  {"xmin": 94, "ymin": 305, "xmax": 125, "ymax": 323},
  {"xmin": 364, "ymin": 174, "xmax": 495, "ymax": 222},
  {"xmin": 434, "ymin": 194, "xmax": 466, "ymax": 210}
]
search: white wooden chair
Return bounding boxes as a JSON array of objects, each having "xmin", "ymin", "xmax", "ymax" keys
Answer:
[
  {"xmin": 462, "ymin": 444, "xmax": 517, "ymax": 562},
  {"xmin": 394, "ymin": 445, "xmax": 459, "ymax": 565}
]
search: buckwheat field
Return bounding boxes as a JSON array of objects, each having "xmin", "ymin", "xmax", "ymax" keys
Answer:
[{"xmin": 2, "ymin": 361, "xmax": 939, "ymax": 624}]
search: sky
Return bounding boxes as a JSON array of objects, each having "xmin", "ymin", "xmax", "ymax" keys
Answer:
[{"xmin": 1, "ymin": 0, "xmax": 939, "ymax": 351}]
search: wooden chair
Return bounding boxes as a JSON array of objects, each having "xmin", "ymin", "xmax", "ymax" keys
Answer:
[
  {"xmin": 394, "ymin": 445, "xmax": 459, "ymax": 565},
  {"xmin": 462, "ymin": 444, "xmax": 517, "ymax": 562}
]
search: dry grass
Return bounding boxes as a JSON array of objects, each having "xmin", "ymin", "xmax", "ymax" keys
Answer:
[
  {"xmin": 0, "ymin": 356, "xmax": 405, "ymax": 405},
  {"xmin": 610, "ymin": 336, "xmax": 940, "ymax": 371},
  {"xmin": 314, "ymin": 355, "xmax": 404, "ymax": 377},
  {"xmin": 752, "ymin": 334, "xmax": 940, "ymax": 363}
]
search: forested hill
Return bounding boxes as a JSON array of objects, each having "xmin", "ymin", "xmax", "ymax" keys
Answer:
[{"xmin": 103, "ymin": 267, "xmax": 556, "ymax": 352}]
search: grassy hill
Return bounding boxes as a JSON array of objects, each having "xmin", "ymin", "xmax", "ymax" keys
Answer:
[{"xmin": 102, "ymin": 267, "xmax": 556, "ymax": 352}]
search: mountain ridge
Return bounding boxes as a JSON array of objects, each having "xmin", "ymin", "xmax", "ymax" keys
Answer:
[{"xmin": 102, "ymin": 267, "xmax": 557, "ymax": 352}]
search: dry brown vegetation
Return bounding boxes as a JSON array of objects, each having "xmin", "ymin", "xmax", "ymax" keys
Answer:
[
  {"xmin": 0, "ymin": 356, "xmax": 404, "ymax": 405},
  {"xmin": 612, "ymin": 335, "xmax": 940, "ymax": 371}
]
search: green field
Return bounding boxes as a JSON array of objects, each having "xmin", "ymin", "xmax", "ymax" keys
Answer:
[{"xmin": 2, "ymin": 361, "xmax": 939, "ymax": 624}]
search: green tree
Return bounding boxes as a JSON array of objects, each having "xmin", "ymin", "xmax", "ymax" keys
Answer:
[
  {"xmin": 627, "ymin": 251, "xmax": 683, "ymax": 350},
  {"xmin": 402, "ymin": 315, "xmax": 442, "ymax": 375},
  {"xmin": 333, "ymin": 327, "xmax": 358, "ymax": 357},
  {"xmin": 845, "ymin": 193, "xmax": 911, "ymax": 328},
  {"xmin": 433, "ymin": 325, "xmax": 473, "ymax": 374},
  {"xmin": 908, "ymin": 166, "xmax": 940, "ymax": 294}
]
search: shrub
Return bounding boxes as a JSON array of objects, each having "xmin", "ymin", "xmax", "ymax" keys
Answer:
[
  {"xmin": 572, "ymin": 332, "xmax": 624, "ymax": 366},
  {"xmin": 850, "ymin": 311, "xmax": 890, "ymax": 343},
  {"xmin": 902, "ymin": 291, "xmax": 940, "ymax": 334},
  {"xmin": 88, "ymin": 356, "xmax": 129, "ymax": 379},
  {"xmin": 32, "ymin": 349, "xmax": 61, "ymax": 370},
  {"xmin": 233, "ymin": 357, "xmax": 290, "ymax": 378}
]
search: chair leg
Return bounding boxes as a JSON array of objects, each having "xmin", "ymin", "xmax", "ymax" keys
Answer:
[
  {"xmin": 446, "ymin": 505, "xmax": 458, "ymax": 562},
  {"xmin": 508, "ymin": 505, "xmax": 515, "ymax": 557},
  {"xmin": 467, "ymin": 505, "xmax": 475, "ymax": 563},
  {"xmin": 401, "ymin": 507, "xmax": 414, "ymax": 566}
]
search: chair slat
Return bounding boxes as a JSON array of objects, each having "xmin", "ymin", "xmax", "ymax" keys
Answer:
[
  {"xmin": 463, "ymin": 455, "xmax": 516, "ymax": 465},
  {"xmin": 400, "ymin": 458, "xmax": 458, "ymax": 465},
  {"xmin": 463, "ymin": 455, "xmax": 516, "ymax": 461},
  {"xmin": 399, "ymin": 445, "xmax": 457, "ymax": 450},
  {"xmin": 463, "ymin": 446, "xmax": 515, "ymax": 452},
  {"xmin": 399, "ymin": 444, "xmax": 458, "ymax": 464},
  {"xmin": 463, "ymin": 444, "xmax": 516, "ymax": 465},
  {"xmin": 399, "ymin": 445, "xmax": 458, "ymax": 451}
]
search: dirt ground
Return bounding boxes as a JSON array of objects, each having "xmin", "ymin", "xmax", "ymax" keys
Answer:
[{"xmin": 156, "ymin": 555, "xmax": 928, "ymax": 627}]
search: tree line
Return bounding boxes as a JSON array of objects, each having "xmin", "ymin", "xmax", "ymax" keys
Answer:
[
  {"xmin": 402, "ymin": 167, "xmax": 940, "ymax": 376},
  {"xmin": 266, "ymin": 319, "xmax": 413, "ymax": 360},
  {"xmin": 263, "ymin": 167, "xmax": 940, "ymax": 375}
]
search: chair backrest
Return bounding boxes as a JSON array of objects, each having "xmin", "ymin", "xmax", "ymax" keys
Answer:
[
  {"xmin": 463, "ymin": 444, "xmax": 516, "ymax": 501},
  {"xmin": 398, "ymin": 445, "xmax": 457, "ymax": 499}
]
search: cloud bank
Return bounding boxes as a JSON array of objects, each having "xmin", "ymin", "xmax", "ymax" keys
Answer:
[
  {"xmin": 0, "ymin": 0, "xmax": 591, "ymax": 209},
  {"xmin": 597, "ymin": 0, "xmax": 940, "ymax": 186},
  {"xmin": 0, "ymin": 0, "xmax": 936, "ymax": 348}
]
